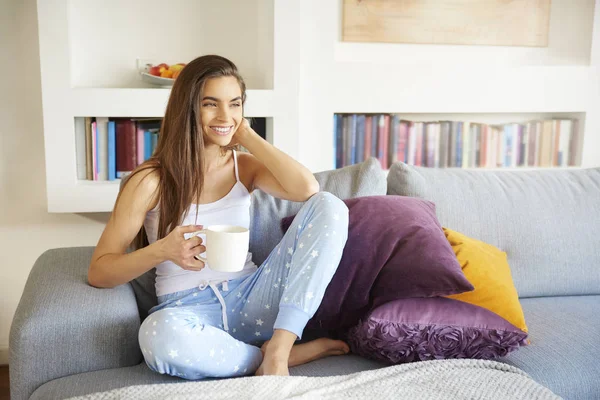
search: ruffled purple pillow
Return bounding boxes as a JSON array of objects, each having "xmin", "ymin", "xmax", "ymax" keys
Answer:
[{"xmin": 347, "ymin": 297, "xmax": 528, "ymax": 364}]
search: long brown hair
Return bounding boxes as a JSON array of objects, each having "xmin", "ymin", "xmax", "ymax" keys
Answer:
[{"xmin": 116, "ymin": 55, "xmax": 247, "ymax": 250}]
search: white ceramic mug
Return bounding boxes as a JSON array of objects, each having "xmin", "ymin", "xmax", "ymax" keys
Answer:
[{"xmin": 189, "ymin": 225, "xmax": 249, "ymax": 272}]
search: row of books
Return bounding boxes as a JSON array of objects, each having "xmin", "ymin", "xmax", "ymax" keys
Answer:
[
  {"xmin": 75, "ymin": 117, "xmax": 161, "ymax": 181},
  {"xmin": 334, "ymin": 114, "xmax": 580, "ymax": 169},
  {"xmin": 75, "ymin": 117, "xmax": 269, "ymax": 181}
]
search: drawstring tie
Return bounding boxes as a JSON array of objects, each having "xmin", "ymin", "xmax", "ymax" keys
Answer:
[{"xmin": 198, "ymin": 280, "xmax": 230, "ymax": 331}]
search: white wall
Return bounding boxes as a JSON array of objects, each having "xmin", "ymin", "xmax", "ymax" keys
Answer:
[{"xmin": 0, "ymin": 0, "xmax": 109, "ymax": 365}]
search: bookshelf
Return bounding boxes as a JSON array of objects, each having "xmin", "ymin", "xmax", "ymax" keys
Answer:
[
  {"xmin": 37, "ymin": 0, "xmax": 600, "ymax": 213},
  {"xmin": 296, "ymin": 0, "xmax": 600, "ymax": 173},
  {"xmin": 37, "ymin": 0, "xmax": 301, "ymax": 212}
]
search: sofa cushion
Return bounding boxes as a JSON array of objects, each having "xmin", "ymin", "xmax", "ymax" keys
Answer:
[
  {"xmin": 132, "ymin": 158, "xmax": 387, "ymax": 319},
  {"xmin": 387, "ymin": 163, "xmax": 600, "ymax": 298},
  {"xmin": 281, "ymin": 195, "xmax": 474, "ymax": 332},
  {"xmin": 500, "ymin": 295, "xmax": 600, "ymax": 400},
  {"xmin": 347, "ymin": 297, "xmax": 528, "ymax": 364},
  {"xmin": 30, "ymin": 355, "xmax": 386, "ymax": 400},
  {"xmin": 443, "ymin": 227, "xmax": 528, "ymax": 333},
  {"xmin": 250, "ymin": 157, "xmax": 387, "ymax": 266}
]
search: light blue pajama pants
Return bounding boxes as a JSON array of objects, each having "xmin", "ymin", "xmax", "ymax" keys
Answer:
[{"xmin": 139, "ymin": 192, "xmax": 349, "ymax": 380}]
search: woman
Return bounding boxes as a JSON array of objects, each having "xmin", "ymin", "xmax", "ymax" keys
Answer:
[{"xmin": 88, "ymin": 55, "xmax": 350, "ymax": 379}]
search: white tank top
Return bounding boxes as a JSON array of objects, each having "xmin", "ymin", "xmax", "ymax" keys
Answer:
[{"xmin": 144, "ymin": 150, "xmax": 258, "ymax": 297}]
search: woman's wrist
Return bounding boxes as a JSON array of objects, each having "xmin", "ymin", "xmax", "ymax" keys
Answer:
[{"xmin": 149, "ymin": 238, "xmax": 168, "ymax": 264}]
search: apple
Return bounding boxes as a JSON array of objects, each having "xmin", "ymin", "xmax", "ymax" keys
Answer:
[
  {"xmin": 148, "ymin": 66, "xmax": 161, "ymax": 76},
  {"xmin": 168, "ymin": 64, "xmax": 185, "ymax": 73},
  {"xmin": 160, "ymin": 69, "xmax": 174, "ymax": 78},
  {"xmin": 172, "ymin": 70, "xmax": 181, "ymax": 79}
]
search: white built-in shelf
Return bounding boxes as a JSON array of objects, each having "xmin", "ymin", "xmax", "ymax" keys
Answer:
[
  {"xmin": 70, "ymin": 89, "xmax": 274, "ymax": 118},
  {"xmin": 330, "ymin": 66, "xmax": 595, "ymax": 114}
]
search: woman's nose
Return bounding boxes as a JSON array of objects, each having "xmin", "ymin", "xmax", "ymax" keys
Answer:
[{"xmin": 216, "ymin": 105, "xmax": 230, "ymax": 120}]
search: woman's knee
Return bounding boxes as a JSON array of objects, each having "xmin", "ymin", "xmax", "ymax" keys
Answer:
[{"xmin": 307, "ymin": 192, "xmax": 349, "ymax": 219}]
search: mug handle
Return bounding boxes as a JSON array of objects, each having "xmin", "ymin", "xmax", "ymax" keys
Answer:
[{"xmin": 189, "ymin": 229, "xmax": 207, "ymax": 262}]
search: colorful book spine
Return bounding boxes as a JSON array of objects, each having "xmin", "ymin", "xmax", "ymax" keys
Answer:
[
  {"xmin": 350, "ymin": 114, "xmax": 357, "ymax": 165},
  {"xmin": 382, "ymin": 115, "xmax": 390, "ymax": 169},
  {"xmin": 364, "ymin": 115, "xmax": 372, "ymax": 161},
  {"xmin": 399, "ymin": 121, "xmax": 409, "ymax": 163},
  {"xmin": 116, "ymin": 119, "xmax": 137, "ymax": 178},
  {"xmin": 356, "ymin": 114, "xmax": 366, "ymax": 164},
  {"xmin": 144, "ymin": 130, "xmax": 152, "ymax": 162},
  {"xmin": 333, "ymin": 114, "xmax": 339, "ymax": 168},
  {"xmin": 151, "ymin": 132, "xmax": 159, "ymax": 155},
  {"xmin": 456, "ymin": 122, "xmax": 463, "ymax": 168},
  {"xmin": 91, "ymin": 121, "xmax": 97, "ymax": 181},
  {"xmin": 137, "ymin": 125, "xmax": 145, "ymax": 166},
  {"xmin": 389, "ymin": 115, "xmax": 399, "ymax": 165},
  {"xmin": 108, "ymin": 121, "xmax": 117, "ymax": 181},
  {"xmin": 370, "ymin": 116, "xmax": 378, "ymax": 158},
  {"xmin": 96, "ymin": 117, "xmax": 109, "ymax": 181}
]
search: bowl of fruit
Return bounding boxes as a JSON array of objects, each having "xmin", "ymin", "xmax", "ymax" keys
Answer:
[{"xmin": 140, "ymin": 62, "xmax": 187, "ymax": 87}]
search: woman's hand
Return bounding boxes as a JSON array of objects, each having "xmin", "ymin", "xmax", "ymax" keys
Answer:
[
  {"xmin": 158, "ymin": 225, "xmax": 206, "ymax": 271},
  {"xmin": 232, "ymin": 118, "xmax": 256, "ymax": 148}
]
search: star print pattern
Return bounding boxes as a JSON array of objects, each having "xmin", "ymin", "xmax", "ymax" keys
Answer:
[{"xmin": 139, "ymin": 192, "xmax": 348, "ymax": 380}]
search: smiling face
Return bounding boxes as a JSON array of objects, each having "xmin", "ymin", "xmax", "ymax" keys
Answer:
[{"xmin": 199, "ymin": 76, "xmax": 244, "ymax": 146}]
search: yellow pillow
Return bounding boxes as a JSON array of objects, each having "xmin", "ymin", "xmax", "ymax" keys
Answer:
[{"xmin": 443, "ymin": 228, "xmax": 528, "ymax": 333}]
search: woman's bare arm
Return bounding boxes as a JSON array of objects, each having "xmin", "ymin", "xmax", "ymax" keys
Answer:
[{"xmin": 88, "ymin": 169, "xmax": 165, "ymax": 288}]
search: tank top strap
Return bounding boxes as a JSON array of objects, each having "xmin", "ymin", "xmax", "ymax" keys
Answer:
[{"xmin": 233, "ymin": 149, "xmax": 240, "ymax": 183}]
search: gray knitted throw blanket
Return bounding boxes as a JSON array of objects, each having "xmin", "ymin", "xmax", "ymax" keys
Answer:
[{"xmin": 67, "ymin": 359, "xmax": 560, "ymax": 400}]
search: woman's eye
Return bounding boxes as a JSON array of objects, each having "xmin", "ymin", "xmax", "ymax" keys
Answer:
[
  {"xmin": 203, "ymin": 103, "xmax": 217, "ymax": 107},
  {"xmin": 231, "ymin": 103, "xmax": 241, "ymax": 107}
]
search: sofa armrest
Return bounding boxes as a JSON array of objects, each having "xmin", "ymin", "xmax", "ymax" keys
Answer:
[{"xmin": 9, "ymin": 247, "xmax": 142, "ymax": 400}]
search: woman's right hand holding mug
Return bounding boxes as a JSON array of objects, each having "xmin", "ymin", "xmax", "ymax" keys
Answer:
[{"xmin": 159, "ymin": 225, "xmax": 206, "ymax": 271}]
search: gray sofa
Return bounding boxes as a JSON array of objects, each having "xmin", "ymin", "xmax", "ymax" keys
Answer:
[{"xmin": 9, "ymin": 158, "xmax": 600, "ymax": 400}]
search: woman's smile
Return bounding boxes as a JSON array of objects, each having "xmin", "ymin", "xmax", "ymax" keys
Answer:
[{"xmin": 210, "ymin": 125, "xmax": 234, "ymax": 136}]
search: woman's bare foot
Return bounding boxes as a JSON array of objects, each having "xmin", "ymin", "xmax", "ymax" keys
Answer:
[
  {"xmin": 255, "ymin": 356, "xmax": 289, "ymax": 376},
  {"xmin": 261, "ymin": 337, "xmax": 350, "ymax": 368}
]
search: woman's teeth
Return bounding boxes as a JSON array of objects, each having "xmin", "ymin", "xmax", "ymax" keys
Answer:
[{"xmin": 211, "ymin": 126, "xmax": 232, "ymax": 136}]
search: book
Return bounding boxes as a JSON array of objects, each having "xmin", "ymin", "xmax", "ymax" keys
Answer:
[
  {"xmin": 383, "ymin": 115, "xmax": 391, "ymax": 168},
  {"xmin": 91, "ymin": 121, "xmax": 97, "ymax": 181},
  {"xmin": 115, "ymin": 119, "xmax": 137, "ymax": 178},
  {"xmin": 85, "ymin": 117, "xmax": 93, "ymax": 180},
  {"xmin": 389, "ymin": 115, "xmax": 400, "ymax": 165},
  {"xmin": 108, "ymin": 121, "xmax": 117, "ymax": 181},
  {"xmin": 335, "ymin": 114, "xmax": 343, "ymax": 168},
  {"xmin": 439, "ymin": 121, "xmax": 450, "ymax": 168},
  {"xmin": 356, "ymin": 115, "xmax": 366, "ymax": 164},
  {"xmin": 462, "ymin": 122, "xmax": 471, "ymax": 168},
  {"xmin": 399, "ymin": 120, "xmax": 410, "ymax": 164},
  {"xmin": 75, "ymin": 117, "xmax": 86, "ymax": 180},
  {"xmin": 96, "ymin": 117, "xmax": 109, "ymax": 181},
  {"xmin": 370, "ymin": 115, "xmax": 378, "ymax": 159},
  {"xmin": 364, "ymin": 115, "xmax": 372, "ymax": 162}
]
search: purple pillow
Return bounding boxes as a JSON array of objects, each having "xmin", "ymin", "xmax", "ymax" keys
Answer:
[
  {"xmin": 280, "ymin": 195, "xmax": 473, "ymax": 332},
  {"xmin": 347, "ymin": 297, "xmax": 528, "ymax": 364}
]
